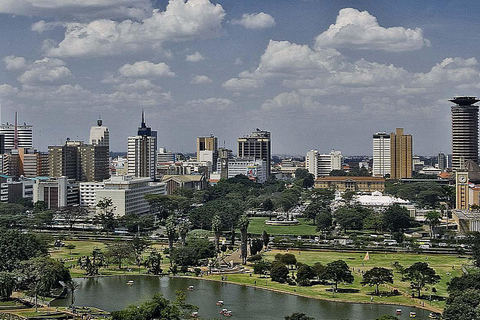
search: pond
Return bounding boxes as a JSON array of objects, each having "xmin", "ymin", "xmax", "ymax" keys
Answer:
[{"xmin": 52, "ymin": 275, "xmax": 431, "ymax": 319}]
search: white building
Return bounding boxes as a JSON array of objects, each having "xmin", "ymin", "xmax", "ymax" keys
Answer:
[
  {"xmin": 33, "ymin": 177, "xmax": 79, "ymax": 209},
  {"xmin": 89, "ymin": 118, "xmax": 109, "ymax": 148},
  {"xmin": 372, "ymin": 132, "xmax": 390, "ymax": 177},
  {"xmin": 0, "ymin": 123, "xmax": 33, "ymax": 151},
  {"xmin": 95, "ymin": 175, "xmax": 166, "ymax": 217},
  {"xmin": 306, "ymin": 150, "xmax": 343, "ymax": 178},
  {"xmin": 127, "ymin": 135, "xmax": 156, "ymax": 180},
  {"xmin": 79, "ymin": 181, "xmax": 105, "ymax": 208},
  {"xmin": 215, "ymin": 158, "xmax": 267, "ymax": 183}
]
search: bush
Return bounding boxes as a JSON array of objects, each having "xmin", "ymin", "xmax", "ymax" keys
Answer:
[{"xmin": 247, "ymin": 254, "xmax": 263, "ymax": 263}]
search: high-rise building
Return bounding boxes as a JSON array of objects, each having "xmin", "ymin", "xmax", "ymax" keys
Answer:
[
  {"xmin": 390, "ymin": 128, "xmax": 413, "ymax": 179},
  {"xmin": 372, "ymin": 132, "xmax": 391, "ymax": 177},
  {"xmin": 451, "ymin": 96, "xmax": 479, "ymax": 171},
  {"xmin": 0, "ymin": 118, "xmax": 33, "ymax": 152},
  {"xmin": 90, "ymin": 118, "xmax": 109, "ymax": 148},
  {"xmin": 305, "ymin": 149, "xmax": 342, "ymax": 178},
  {"xmin": 237, "ymin": 129, "xmax": 271, "ymax": 176},
  {"xmin": 127, "ymin": 112, "xmax": 157, "ymax": 180},
  {"xmin": 49, "ymin": 140, "xmax": 109, "ymax": 182},
  {"xmin": 438, "ymin": 152, "xmax": 447, "ymax": 171}
]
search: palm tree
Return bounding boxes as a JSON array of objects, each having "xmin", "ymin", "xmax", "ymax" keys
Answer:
[
  {"xmin": 212, "ymin": 215, "xmax": 222, "ymax": 254},
  {"xmin": 178, "ymin": 220, "xmax": 190, "ymax": 246},
  {"xmin": 425, "ymin": 210, "xmax": 441, "ymax": 239},
  {"xmin": 238, "ymin": 215, "xmax": 250, "ymax": 265},
  {"xmin": 165, "ymin": 216, "xmax": 177, "ymax": 266},
  {"xmin": 66, "ymin": 280, "xmax": 80, "ymax": 307}
]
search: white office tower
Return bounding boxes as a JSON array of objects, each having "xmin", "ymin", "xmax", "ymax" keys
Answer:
[
  {"xmin": 127, "ymin": 136, "xmax": 156, "ymax": 180},
  {"xmin": 89, "ymin": 118, "xmax": 109, "ymax": 148},
  {"xmin": 373, "ymin": 132, "xmax": 391, "ymax": 177},
  {"xmin": 306, "ymin": 149, "xmax": 342, "ymax": 178},
  {"xmin": 0, "ymin": 113, "xmax": 33, "ymax": 152}
]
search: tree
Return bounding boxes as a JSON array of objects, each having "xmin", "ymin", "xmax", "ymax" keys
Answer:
[
  {"xmin": 262, "ymin": 198, "xmax": 274, "ymax": 213},
  {"xmin": 238, "ymin": 215, "xmax": 250, "ymax": 265},
  {"xmin": 0, "ymin": 272, "xmax": 16, "ymax": 299},
  {"xmin": 364, "ymin": 211, "xmax": 384, "ymax": 234},
  {"xmin": 106, "ymin": 242, "xmax": 133, "ymax": 269},
  {"xmin": 131, "ymin": 236, "xmax": 149, "ymax": 271},
  {"xmin": 304, "ymin": 202, "xmax": 325, "ymax": 224},
  {"xmin": 145, "ymin": 194, "xmax": 191, "ymax": 221},
  {"xmin": 212, "ymin": 214, "xmax": 222, "ymax": 254},
  {"xmin": 262, "ymin": 230, "xmax": 270, "ymax": 249},
  {"xmin": 324, "ymin": 260, "xmax": 354, "ymax": 292},
  {"xmin": 250, "ymin": 238, "xmax": 263, "ymax": 256},
  {"xmin": 58, "ymin": 205, "xmax": 88, "ymax": 231},
  {"xmin": 276, "ymin": 253, "xmax": 297, "ymax": 269},
  {"xmin": 145, "ymin": 250, "xmax": 163, "ymax": 275},
  {"xmin": 65, "ymin": 280, "xmax": 79, "ymax": 307},
  {"xmin": 296, "ymin": 264, "xmax": 315, "ymax": 286},
  {"xmin": 402, "ymin": 262, "xmax": 440, "ymax": 298},
  {"xmin": 94, "ymin": 198, "xmax": 117, "ymax": 232},
  {"xmin": 444, "ymin": 273, "xmax": 480, "ymax": 320},
  {"xmin": 285, "ymin": 312, "xmax": 315, "ymax": 320},
  {"xmin": 382, "ymin": 204, "xmax": 412, "ymax": 232},
  {"xmin": 316, "ymin": 212, "xmax": 332, "ymax": 234},
  {"xmin": 294, "ymin": 168, "xmax": 311, "ymax": 180},
  {"xmin": 335, "ymin": 207, "xmax": 363, "ymax": 232},
  {"xmin": 165, "ymin": 216, "xmax": 177, "ymax": 266},
  {"xmin": 361, "ymin": 267, "xmax": 394, "ymax": 295},
  {"xmin": 177, "ymin": 220, "xmax": 190, "ymax": 246},
  {"xmin": 425, "ymin": 210, "xmax": 441, "ymax": 238},
  {"xmin": 0, "ymin": 229, "xmax": 48, "ymax": 272},
  {"xmin": 312, "ymin": 262, "xmax": 325, "ymax": 280},
  {"xmin": 469, "ymin": 232, "xmax": 480, "ymax": 268},
  {"xmin": 111, "ymin": 292, "xmax": 183, "ymax": 320},
  {"xmin": 270, "ymin": 261, "xmax": 289, "ymax": 283}
]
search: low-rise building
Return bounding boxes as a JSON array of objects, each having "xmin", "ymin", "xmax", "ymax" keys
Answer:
[
  {"xmin": 160, "ymin": 174, "xmax": 206, "ymax": 195},
  {"xmin": 453, "ymin": 209, "xmax": 480, "ymax": 234},
  {"xmin": 314, "ymin": 176, "xmax": 385, "ymax": 192},
  {"xmin": 33, "ymin": 176, "xmax": 79, "ymax": 209},
  {"xmin": 95, "ymin": 175, "xmax": 166, "ymax": 217}
]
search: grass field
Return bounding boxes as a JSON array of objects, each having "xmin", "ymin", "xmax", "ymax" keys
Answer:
[
  {"xmin": 248, "ymin": 217, "xmax": 318, "ymax": 236},
  {"xmin": 50, "ymin": 240, "xmax": 468, "ymax": 311}
]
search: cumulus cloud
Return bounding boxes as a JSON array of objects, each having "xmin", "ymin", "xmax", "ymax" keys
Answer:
[
  {"xmin": 262, "ymin": 91, "xmax": 350, "ymax": 113},
  {"xmin": 46, "ymin": 0, "xmax": 226, "ymax": 57},
  {"xmin": 31, "ymin": 20, "xmax": 65, "ymax": 33},
  {"xmin": 315, "ymin": 8, "xmax": 430, "ymax": 52},
  {"xmin": 222, "ymin": 78, "xmax": 264, "ymax": 91},
  {"xmin": 14, "ymin": 57, "xmax": 72, "ymax": 84},
  {"xmin": 190, "ymin": 75, "xmax": 212, "ymax": 84},
  {"xmin": 0, "ymin": 0, "xmax": 153, "ymax": 21},
  {"xmin": 114, "ymin": 79, "xmax": 160, "ymax": 92},
  {"xmin": 186, "ymin": 51, "xmax": 205, "ymax": 62},
  {"xmin": 185, "ymin": 97, "xmax": 233, "ymax": 110},
  {"xmin": 231, "ymin": 12, "xmax": 276, "ymax": 30},
  {"xmin": 119, "ymin": 61, "xmax": 175, "ymax": 78},
  {"xmin": 0, "ymin": 84, "xmax": 19, "ymax": 96},
  {"xmin": 3, "ymin": 56, "xmax": 28, "ymax": 70},
  {"xmin": 413, "ymin": 57, "xmax": 479, "ymax": 86}
]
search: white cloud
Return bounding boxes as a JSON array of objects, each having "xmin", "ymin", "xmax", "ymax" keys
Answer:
[
  {"xmin": 0, "ymin": 0, "xmax": 153, "ymax": 20},
  {"xmin": 231, "ymin": 12, "xmax": 276, "ymax": 30},
  {"xmin": 3, "ymin": 56, "xmax": 28, "ymax": 70},
  {"xmin": 16, "ymin": 57, "xmax": 72, "ymax": 84},
  {"xmin": 262, "ymin": 91, "xmax": 350, "ymax": 114},
  {"xmin": 46, "ymin": 0, "xmax": 226, "ymax": 57},
  {"xmin": 31, "ymin": 20, "xmax": 65, "ymax": 33},
  {"xmin": 235, "ymin": 58, "xmax": 243, "ymax": 65},
  {"xmin": 119, "ymin": 61, "xmax": 175, "ymax": 78},
  {"xmin": 185, "ymin": 97, "xmax": 233, "ymax": 110},
  {"xmin": 190, "ymin": 75, "xmax": 212, "ymax": 84},
  {"xmin": 114, "ymin": 79, "xmax": 160, "ymax": 92},
  {"xmin": 222, "ymin": 78, "xmax": 264, "ymax": 91},
  {"xmin": 315, "ymin": 8, "xmax": 430, "ymax": 52},
  {"xmin": 413, "ymin": 57, "xmax": 479, "ymax": 86},
  {"xmin": 186, "ymin": 51, "xmax": 205, "ymax": 62},
  {"xmin": 0, "ymin": 84, "xmax": 19, "ymax": 96}
]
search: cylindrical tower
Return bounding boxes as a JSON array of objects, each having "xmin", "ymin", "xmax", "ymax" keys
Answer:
[{"xmin": 451, "ymin": 96, "xmax": 479, "ymax": 171}]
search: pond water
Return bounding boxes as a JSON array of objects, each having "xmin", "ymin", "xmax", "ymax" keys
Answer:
[{"xmin": 52, "ymin": 275, "xmax": 431, "ymax": 319}]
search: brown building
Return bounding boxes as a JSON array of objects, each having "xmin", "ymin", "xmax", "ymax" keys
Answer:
[
  {"xmin": 314, "ymin": 176, "xmax": 385, "ymax": 192},
  {"xmin": 390, "ymin": 128, "xmax": 412, "ymax": 179}
]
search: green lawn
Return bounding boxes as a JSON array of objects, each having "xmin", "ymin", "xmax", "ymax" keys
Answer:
[
  {"xmin": 247, "ymin": 249, "xmax": 466, "ymax": 311},
  {"xmin": 248, "ymin": 217, "xmax": 319, "ymax": 236}
]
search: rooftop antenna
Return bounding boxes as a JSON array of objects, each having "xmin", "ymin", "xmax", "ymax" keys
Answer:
[{"xmin": 14, "ymin": 111, "xmax": 18, "ymax": 149}]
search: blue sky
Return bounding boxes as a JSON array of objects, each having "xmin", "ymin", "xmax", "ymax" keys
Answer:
[{"xmin": 0, "ymin": 0, "xmax": 479, "ymax": 155}]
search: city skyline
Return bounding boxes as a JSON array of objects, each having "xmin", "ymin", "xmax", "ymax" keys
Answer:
[{"xmin": 0, "ymin": 1, "xmax": 479, "ymax": 155}]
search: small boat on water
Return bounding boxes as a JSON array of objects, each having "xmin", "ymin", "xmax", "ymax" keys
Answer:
[
  {"xmin": 187, "ymin": 285, "xmax": 194, "ymax": 291},
  {"xmin": 220, "ymin": 309, "xmax": 233, "ymax": 317},
  {"xmin": 410, "ymin": 311, "xmax": 417, "ymax": 318},
  {"xmin": 127, "ymin": 281, "xmax": 134, "ymax": 285},
  {"xmin": 216, "ymin": 300, "xmax": 224, "ymax": 306},
  {"xmin": 429, "ymin": 312, "xmax": 440, "ymax": 319},
  {"xmin": 395, "ymin": 309, "xmax": 402, "ymax": 315},
  {"xmin": 191, "ymin": 312, "xmax": 199, "ymax": 318}
]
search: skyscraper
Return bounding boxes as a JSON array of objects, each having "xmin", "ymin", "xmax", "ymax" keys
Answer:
[
  {"xmin": 237, "ymin": 129, "xmax": 271, "ymax": 176},
  {"xmin": 127, "ymin": 112, "xmax": 157, "ymax": 180},
  {"xmin": 90, "ymin": 118, "xmax": 109, "ymax": 148},
  {"xmin": 450, "ymin": 96, "xmax": 479, "ymax": 170},
  {"xmin": 372, "ymin": 132, "xmax": 391, "ymax": 177},
  {"xmin": 306, "ymin": 149, "xmax": 343, "ymax": 178},
  {"xmin": 390, "ymin": 128, "xmax": 412, "ymax": 179},
  {"xmin": 0, "ymin": 113, "xmax": 32, "ymax": 153}
]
